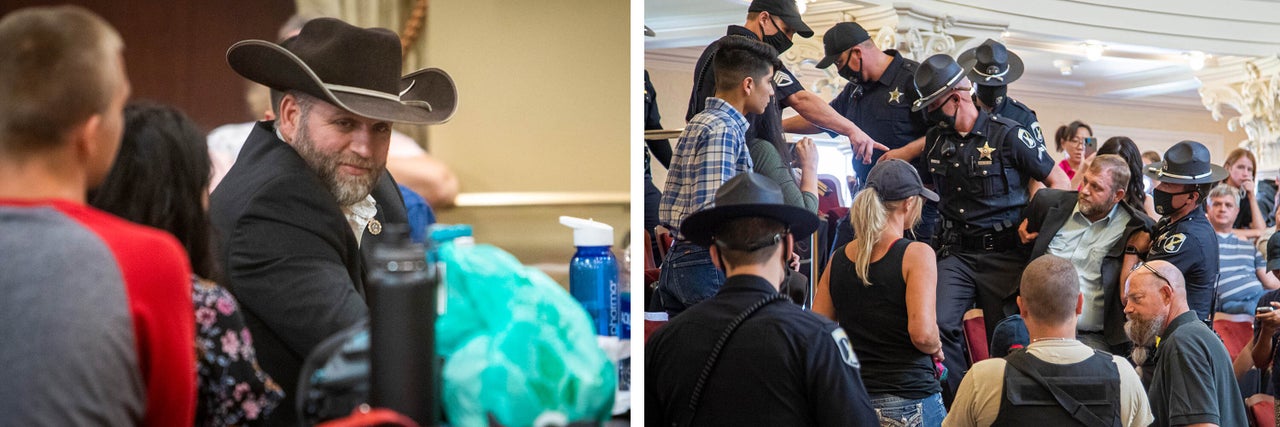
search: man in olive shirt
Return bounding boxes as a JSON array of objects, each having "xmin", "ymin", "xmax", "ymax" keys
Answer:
[{"xmin": 1124, "ymin": 260, "xmax": 1247, "ymax": 427}]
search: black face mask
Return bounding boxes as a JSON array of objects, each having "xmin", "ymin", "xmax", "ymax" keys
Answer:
[
  {"xmin": 838, "ymin": 50, "xmax": 862, "ymax": 85},
  {"xmin": 926, "ymin": 95, "xmax": 958, "ymax": 129},
  {"xmin": 762, "ymin": 17, "xmax": 793, "ymax": 54},
  {"xmin": 1152, "ymin": 188, "xmax": 1195, "ymax": 215},
  {"xmin": 975, "ymin": 85, "xmax": 1006, "ymax": 110}
]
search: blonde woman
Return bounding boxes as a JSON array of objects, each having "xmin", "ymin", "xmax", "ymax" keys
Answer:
[{"xmin": 815, "ymin": 159, "xmax": 945, "ymax": 426}]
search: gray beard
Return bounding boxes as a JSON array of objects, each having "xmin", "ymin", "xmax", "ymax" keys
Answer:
[
  {"xmin": 1124, "ymin": 311, "xmax": 1167, "ymax": 369},
  {"xmin": 291, "ymin": 121, "xmax": 382, "ymax": 206}
]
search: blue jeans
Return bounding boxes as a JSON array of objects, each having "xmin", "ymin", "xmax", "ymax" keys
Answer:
[
  {"xmin": 654, "ymin": 241, "xmax": 724, "ymax": 317},
  {"xmin": 868, "ymin": 393, "xmax": 945, "ymax": 427}
]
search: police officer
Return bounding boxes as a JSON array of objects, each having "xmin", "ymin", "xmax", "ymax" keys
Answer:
[
  {"xmin": 957, "ymin": 39, "xmax": 1045, "ymax": 146},
  {"xmin": 645, "ymin": 173, "xmax": 877, "ymax": 426},
  {"xmin": 687, "ymin": 0, "xmax": 888, "ymax": 167},
  {"xmin": 1125, "ymin": 140, "xmax": 1225, "ymax": 323},
  {"xmin": 912, "ymin": 54, "xmax": 1069, "ymax": 398},
  {"xmin": 783, "ymin": 21, "xmax": 938, "ymax": 248}
]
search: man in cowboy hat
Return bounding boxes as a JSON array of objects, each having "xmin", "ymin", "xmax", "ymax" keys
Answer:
[
  {"xmin": 911, "ymin": 53, "xmax": 1069, "ymax": 399},
  {"xmin": 687, "ymin": 0, "xmax": 890, "ymax": 168},
  {"xmin": 209, "ymin": 17, "xmax": 456, "ymax": 425},
  {"xmin": 957, "ymin": 38, "xmax": 1046, "ymax": 147},
  {"xmin": 0, "ymin": 6, "xmax": 197, "ymax": 425},
  {"xmin": 784, "ymin": 21, "xmax": 939, "ymax": 251},
  {"xmin": 646, "ymin": 173, "xmax": 877, "ymax": 426},
  {"xmin": 1124, "ymin": 140, "xmax": 1225, "ymax": 324}
]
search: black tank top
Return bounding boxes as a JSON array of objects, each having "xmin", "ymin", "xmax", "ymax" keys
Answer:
[{"xmin": 830, "ymin": 238, "xmax": 940, "ymax": 398}]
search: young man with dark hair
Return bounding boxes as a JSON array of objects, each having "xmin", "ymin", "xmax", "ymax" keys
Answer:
[
  {"xmin": 656, "ymin": 35, "xmax": 780, "ymax": 316},
  {"xmin": 647, "ymin": 173, "xmax": 877, "ymax": 426},
  {"xmin": 0, "ymin": 6, "xmax": 196, "ymax": 425}
]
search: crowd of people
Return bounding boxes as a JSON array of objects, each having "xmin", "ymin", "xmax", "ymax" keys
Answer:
[
  {"xmin": 0, "ymin": 6, "xmax": 456, "ymax": 426},
  {"xmin": 645, "ymin": 0, "xmax": 1280, "ymax": 425}
]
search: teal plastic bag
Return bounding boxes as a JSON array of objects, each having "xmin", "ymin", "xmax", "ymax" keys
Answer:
[{"xmin": 435, "ymin": 237, "xmax": 615, "ymax": 427}]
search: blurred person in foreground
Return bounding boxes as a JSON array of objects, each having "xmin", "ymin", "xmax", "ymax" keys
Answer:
[
  {"xmin": 0, "ymin": 5, "xmax": 195, "ymax": 425},
  {"xmin": 91, "ymin": 102, "xmax": 284, "ymax": 426}
]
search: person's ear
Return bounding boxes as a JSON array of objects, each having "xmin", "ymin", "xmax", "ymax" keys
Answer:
[
  {"xmin": 709, "ymin": 243, "xmax": 725, "ymax": 272},
  {"xmin": 277, "ymin": 94, "xmax": 302, "ymax": 142},
  {"xmin": 742, "ymin": 76, "xmax": 754, "ymax": 96},
  {"xmin": 70, "ymin": 113, "xmax": 103, "ymax": 164},
  {"xmin": 1016, "ymin": 296, "xmax": 1025, "ymax": 314},
  {"xmin": 1076, "ymin": 293, "xmax": 1084, "ymax": 315},
  {"xmin": 1114, "ymin": 187, "xmax": 1126, "ymax": 205}
]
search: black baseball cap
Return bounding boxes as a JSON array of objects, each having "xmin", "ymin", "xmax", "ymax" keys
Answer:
[
  {"xmin": 815, "ymin": 22, "xmax": 871, "ymax": 69},
  {"xmin": 748, "ymin": 0, "xmax": 814, "ymax": 38},
  {"xmin": 1267, "ymin": 232, "xmax": 1280, "ymax": 271},
  {"xmin": 865, "ymin": 159, "xmax": 938, "ymax": 202}
]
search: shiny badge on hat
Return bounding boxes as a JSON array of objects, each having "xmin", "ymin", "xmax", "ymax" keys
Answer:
[{"xmin": 368, "ymin": 219, "xmax": 382, "ymax": 235}]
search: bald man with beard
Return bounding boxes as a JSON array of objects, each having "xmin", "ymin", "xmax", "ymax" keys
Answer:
[{"xmin": 1124, "ymin": 260, "xmax": 1246, "ymax": 427}]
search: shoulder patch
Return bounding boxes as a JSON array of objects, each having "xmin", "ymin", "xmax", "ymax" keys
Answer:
[
  {"xmin": 1162, "ymin": 233, "xmax": 1187, "ymax": 253},
  {"xmin": 1018, "ymin": 128, "xmax": 1037, "ymax": 149},
  {"xmin": 831, "ymin": 328, "xmax": 860, "ymax": 369},
  {"xmin": 1030, "ymin": 121, "xmax": 1045, "ymax": 144},
  {"xmin": 774, "ymin": 70, "xmax": 795, "ymax": 88}
]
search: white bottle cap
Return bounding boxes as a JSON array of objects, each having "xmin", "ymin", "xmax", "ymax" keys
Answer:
[{"xmin": 559, "ymin": 216, "xmax": 614, "ymax": 247}]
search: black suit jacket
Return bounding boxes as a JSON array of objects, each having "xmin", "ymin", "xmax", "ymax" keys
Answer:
[
  {"xmin": 1024, "ymin": 189, "xmax": 1152, "ymax": 347},
  {"xmin": 208, "ymin": 121, "xmax": 406, "ymax": 426}
]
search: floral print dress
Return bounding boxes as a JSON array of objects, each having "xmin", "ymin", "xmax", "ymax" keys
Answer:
[{"xmin": 193, "ymin": 276, "xmax": 284, "ymax": 426}]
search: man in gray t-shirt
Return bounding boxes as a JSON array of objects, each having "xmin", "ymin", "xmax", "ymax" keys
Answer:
[{"xmin": 1125, "ymin": 260, "xmax": 1247, "ymax": 427}]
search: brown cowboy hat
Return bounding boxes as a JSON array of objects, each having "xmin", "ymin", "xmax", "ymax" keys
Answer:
[{"xmin": 227, "ymin": 17, "xmax": 456, "ymax": 125}]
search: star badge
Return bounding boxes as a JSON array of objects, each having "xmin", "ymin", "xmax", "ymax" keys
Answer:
[
  {"xmin": 888, "ymin": 87, "xmax": 903, "ymax": 104},
  {"xmin": 977, "ymin": 141, "xmax": 995, "ymax": 161}
]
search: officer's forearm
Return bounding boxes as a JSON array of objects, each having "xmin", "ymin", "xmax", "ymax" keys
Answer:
[
  {"xmin": 1042, "ymin": 166, "xmax": 1070, "ymax": 190},
  {"xmin": 786, "ymin": 90, "xmax": 859, "ymax": 137},
  {"xmin": 782, "ymin": 114, "xmax": 822, "ymax": 135}
]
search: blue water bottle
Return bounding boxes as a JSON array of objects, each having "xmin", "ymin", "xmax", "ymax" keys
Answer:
[{"xmin": 560, "ymin": 216, "xmax": 619, "ymax": 336}]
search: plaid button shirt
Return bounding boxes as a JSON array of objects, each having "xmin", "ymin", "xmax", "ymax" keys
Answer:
[{"xmin": 660, "ymin": 97, "xmax": 752, "ymax": 240}]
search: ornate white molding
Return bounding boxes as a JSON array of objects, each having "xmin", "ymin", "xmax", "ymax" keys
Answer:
[{"xmin": 1198, "ymin": 56, "xmax": 1280, "ymax": 169}]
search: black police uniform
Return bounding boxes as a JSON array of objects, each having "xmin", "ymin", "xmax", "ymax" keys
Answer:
[
  {"xmin": 992, "ymin": 350, "xmax": 1121, "ymax": 426},
  {"xmin": 1148, "ymin": 205, "xmax": 1219, "ymax": 322},
  {"xmin": 988, "ymin": 96, "xmax": 1045, "ymax": 147},
  {"xmin": 644, "ymin": 275, "xmax": 878, "ymax": 426},
  {"xmin": 826, "ymin": 50, "xmax": 940, "ymax": 249},
  {"xmin": 926, "ymin": 109, "xmax": 1056, "ymax": 395},
  {"xmin": 688, "ymin": 26, "xmax": 802, "ymax": 152},
  {"xmin": 644, "ymin": 70, "xmax": 671, "ymax": 233}
]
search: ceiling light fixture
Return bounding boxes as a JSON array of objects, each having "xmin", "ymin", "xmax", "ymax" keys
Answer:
[
  {"xmin": 1082, "ymin": 41, "xmax": 1106, "ymax": 61},
  {"xmin": 1000, "ymin": 30, "xmax": 1010, "ymax": 39},
  {"xmin": 796, "ymin": 0, "xmax": 808, "ymax": 14},
  {"xmin": 1053, "ymin": 59, "xmax": 1079, "ymax": 76},
  {"xmin": 1185, "ymin": 51, "xmax": 1206, "ymax": 71}
]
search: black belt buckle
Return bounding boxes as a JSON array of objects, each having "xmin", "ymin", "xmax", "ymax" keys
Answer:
[{"xmin": 983, "ymin": 233, "xmax": 996, "ymax": 251}]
